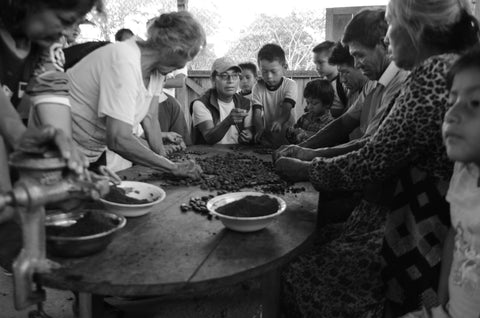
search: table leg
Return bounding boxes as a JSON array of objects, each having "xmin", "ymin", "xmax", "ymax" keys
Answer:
[
  {"xmin": 78, "ymin": 292, "xmax": 92, "ymax": 318},
  {"xmin": 262, "ymin": 268, "xmax": 281, "ymax": 318}
]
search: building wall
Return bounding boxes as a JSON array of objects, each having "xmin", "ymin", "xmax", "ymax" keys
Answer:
[{"xmin": 325, "ymin": 5, "xmax": 385, "ymax": 41}]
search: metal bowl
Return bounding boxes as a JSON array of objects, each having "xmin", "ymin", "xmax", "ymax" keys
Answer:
[
  {"xmin": 207, "ymin": 192, "xmax": 287, "ymax": 232},
  {"xmin": 45, "ymin": 210, "xmax": 126, "ymax": 257}
]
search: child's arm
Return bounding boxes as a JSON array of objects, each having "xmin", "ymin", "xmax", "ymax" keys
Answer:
[
  {"xmin": 271, "ymin": 99, "xmax": 295, "ymax": 133},
  {"xmin": 252, "ymin": 105, "xmax": 264, "ymax": 143},
  {"xmin": 438, "ymin": 227, "xmax": 455, "ymax": 306}
]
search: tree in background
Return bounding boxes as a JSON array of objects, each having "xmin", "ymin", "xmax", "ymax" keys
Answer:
[
  {"xmin": 88, "ymin": 0, "xmax": 176, "ymax": 41},
  {"xmin": 226, "ymin": 11, "xmax": 325, "ymax": 71}
]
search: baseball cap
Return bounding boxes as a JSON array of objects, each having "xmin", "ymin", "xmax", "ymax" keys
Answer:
[{"xmin": 211, "ymin": 57, "xmax": 241, "ymax": 74}]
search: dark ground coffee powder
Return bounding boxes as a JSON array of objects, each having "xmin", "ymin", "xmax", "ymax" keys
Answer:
[
  {"xmin": 103, "ymin": 186, "xmax": 151, "ymax": 204},
  {"xmin": 47, "ymin": 212, "xmax": 116, "ymax": 237},
  {"xmin": 216, "ymin": 195, "xmax": 279, "ymax": 217}
]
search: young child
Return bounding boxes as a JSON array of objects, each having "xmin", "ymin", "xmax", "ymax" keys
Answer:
[
  {"xmin": 238, "ymin": 62, "xmax": 258, "ymax": 100},
  {"xmin": 313, "ymin": 41, "xmax": 348, "ymax": 118},
  {"xmin": 286, "ymin": 79, "xmax": 334, "ymax": 144},
  {"xmin": 401, "ymin": 47, "xmax": 480, "ymax": 318},
  {"xmin": 252, "ymin": 43, "xmax": 297, "ymax": 147}
]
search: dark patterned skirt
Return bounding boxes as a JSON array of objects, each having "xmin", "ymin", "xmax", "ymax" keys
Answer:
[{"xmin": 281, "ymin": 200, "xmax": 388, "ymax": 318}]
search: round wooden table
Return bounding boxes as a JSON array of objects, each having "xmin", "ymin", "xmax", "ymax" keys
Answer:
[{"xmin": 3, "ymin": 146, "xmax": 318, "ymax": 318}]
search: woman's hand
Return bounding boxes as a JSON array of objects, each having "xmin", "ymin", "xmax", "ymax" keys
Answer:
[
  {"xmin": 15, "ymin": 125, "xmax": 88, "ymax": 174},
  {"xmin": 273, "ymin": 145, "xmax": 317, "ymax": 162},
  {"xmin": 171, "ymin": 160, "xmax": 203, "ymax": 180},
  {"xmin": 274, "ymin": 157, "xmax": 310, "ymax": 182}
]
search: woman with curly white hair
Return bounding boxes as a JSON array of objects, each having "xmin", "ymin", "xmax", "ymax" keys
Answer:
[{"xmin": 67, "ymin": 11, "xmax": 205, "ymax": 178}]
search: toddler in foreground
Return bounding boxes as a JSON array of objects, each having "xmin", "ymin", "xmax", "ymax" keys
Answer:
[{"xmin": 402, "ymin": 47, "xmax": 480, "ymax": 318}]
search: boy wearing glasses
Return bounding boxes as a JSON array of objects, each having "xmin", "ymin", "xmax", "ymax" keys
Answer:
[
  {"xmin": 191, "ymin": 57, "xmax": 253, "ymax": 144},
  {"xmin": 252, "ymin": 43, "xmax": 298, "ymax": 147}
]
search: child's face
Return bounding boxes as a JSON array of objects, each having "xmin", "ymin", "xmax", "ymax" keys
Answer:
[
  {"xmin": 443, "ymin": 68, "xmax": 480, "ymax": 165},
  {"xmin": 213, "ymin": 70, "xmax": 240, "ymax": 99},
  {"xmin": 239, "ymin": 69, "xmax": 257, "ymax": 92},
  {"xmin": 313, "ymin": 51, "xmax": 337, "ymax": 79},
  {"xmin": 258, "ymin": 59, "xmax": 286, "ymax": 89},
  {"xmin": 305, "ymin": 97, "xmax": 327, "ymax": 115}
]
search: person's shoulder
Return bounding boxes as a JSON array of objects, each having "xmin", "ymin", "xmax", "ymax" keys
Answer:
[
  {"xmin": 413, "ymin": 53, "xmax": 458, "ymax": 78},
  {"xmin": 282, "ymin": 77, "xmax": 296, "ymax": 86},
  {"xmin": 255, "ymin": 78, "xmax": 268, "ymax": 89}
]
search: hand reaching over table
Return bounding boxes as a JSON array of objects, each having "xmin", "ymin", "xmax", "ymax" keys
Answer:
[
  {"xmin": 273, "ymin": 144, "xmax": 318, "ymax": 162},
  {"xmin": 274, "ymin": 157, "xmax": 310, "ymax": 183},
  {"xmin": 171, "ymin": 159, "xmax": 203, "ymax": 180}
]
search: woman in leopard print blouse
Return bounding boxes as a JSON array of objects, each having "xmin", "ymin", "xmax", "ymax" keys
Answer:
[{"xmin": 276, "ymin": 0, "xmax": 480, "ymax": 316}]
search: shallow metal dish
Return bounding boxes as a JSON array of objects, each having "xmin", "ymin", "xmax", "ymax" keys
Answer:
[{"xmin": 45, "ymin": 210, "xmax": 126, "ymax": 257}]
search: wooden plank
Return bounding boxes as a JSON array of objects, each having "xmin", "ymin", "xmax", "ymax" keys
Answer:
[
  {"xmin": 185, "ymin": 77, "xmax": 206, "ymax": 96},
  {"xmin": 0, "ymin": 146, "xmax": 317, "ymax": 300},
  {"xmin": 41, "ymin": 185, "xmax": 226, "ymax": 296}
]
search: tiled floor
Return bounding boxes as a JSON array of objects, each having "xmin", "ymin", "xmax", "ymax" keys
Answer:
[{"xmin": 0, "ymin": 271, "xmax": 75, "ymax": 318}]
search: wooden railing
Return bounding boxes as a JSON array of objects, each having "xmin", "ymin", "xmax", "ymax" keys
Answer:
[{"xmin": 176, "ymin": 70, "xmax": 320, "ymax": 131}]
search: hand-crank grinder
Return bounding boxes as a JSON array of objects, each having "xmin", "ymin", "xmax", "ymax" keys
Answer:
[{"xmin": 0, "ymin": 151, "xmax": 115, "ymax": 317}]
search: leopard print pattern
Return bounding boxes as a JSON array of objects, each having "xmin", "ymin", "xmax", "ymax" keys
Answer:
[
  {"xmin": 297, "ymin": 54, "xmax": 458, "ymax": 316},
  {"xmin": 308, "ymin": 54, "xmax": 456, "ymax": 191}
]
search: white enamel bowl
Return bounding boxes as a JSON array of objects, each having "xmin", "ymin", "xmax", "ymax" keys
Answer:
[
  {"xmin": 100, "ymin": 181, "xmax": 166, "ymax": 217},
  {"xmin": 207, "ymin": 192, "xmax": 287, "ymax": 232}
]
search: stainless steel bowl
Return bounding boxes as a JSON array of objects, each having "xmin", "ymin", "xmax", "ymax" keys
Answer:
[{"xmin": 45, "ymin": 210, "xmax": 126, "ymax": 257}]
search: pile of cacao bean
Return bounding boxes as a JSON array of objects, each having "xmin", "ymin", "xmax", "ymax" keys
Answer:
[{"xmin": 162, "ymin": 152, "xmax": 305, "ymax": 195}]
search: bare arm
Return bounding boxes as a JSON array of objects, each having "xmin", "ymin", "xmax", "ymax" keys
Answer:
[
  {"xmin": 34, "ymin": 103, "xmax": 72, "ymax": 137},
  {"xmin": 141, "ymin": 97, "xmax": 166, "ymax": 156},
  {"xmin": 0, "ymin": 89, "xmax": 26, "ymax": 147},
  {"xmin": 253, "ymin": 107, "xmax": 264, "ymax": 143},
  {"xmin": 106, "ymin": 116, "xmax": 177, "ymax": 173},
  {"xmin": 196, "ymin": 117, "xmax": 234, "ymax": 145},
  {"xmin": 299, "ymin": 113, "xmax": 359, "ymax": 149}
]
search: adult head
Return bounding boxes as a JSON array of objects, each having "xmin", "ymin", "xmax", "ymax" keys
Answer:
[
  {"xmin": 386, "ymin": 0, "xmax": 480, "ymax": 70},
  {"xmin": 257, "ymin": 43, "xmax": 287, "ymax": 89},
  {"xmin": 312, "ymin": 41, "xmax": 338, "ymax": 80},
  {"xmin": 328, "ymin": 42, "xmax": 368, "ymax": 92},
  {"xmin": 138, "ymin": 11, "xmax": 206, "ymax": 76},
  {"xmin": 303, "ymin": 79, "xmax": 334, "ymax": 115},
  {"xmin": 115, "ymin": 28, "xmax": 134, "ymax": 42},
  {"xmin": 210, "ymin": 56, "xmax": 241, "ymax": 101},
  {"xmin": 0, "ymin": 0, "xmax": 104, "ymax": 48},
  {"xmin": 342, "ymin": 9, "xmax": 390, "ymax": 81}
]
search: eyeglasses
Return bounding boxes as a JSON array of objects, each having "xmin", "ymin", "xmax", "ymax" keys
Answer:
[{"xmin": 216, "ymin": 73, "xmax": 240, "ymax": 81}]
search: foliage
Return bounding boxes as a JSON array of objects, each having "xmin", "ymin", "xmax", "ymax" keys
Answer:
[
  {"xmin": 86, "ymin": 1, "xmax": 326, "ymax": 70},
  {"xmin": 89, "ymin": 0, "xmax": 177, "ymax": 41},
  {"xmin": 225, "ymin": 11, "xmax": 325, "ymax": 71}
]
